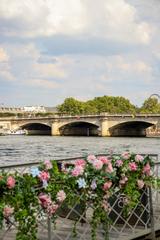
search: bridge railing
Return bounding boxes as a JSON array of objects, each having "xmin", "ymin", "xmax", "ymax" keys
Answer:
[{"xmin": 0, "ymin": 154, "xmax": 159, "ymax": 240}]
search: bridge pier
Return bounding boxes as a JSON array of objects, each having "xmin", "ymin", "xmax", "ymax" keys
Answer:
[
  {"xmin": 101, "ymin": 118, "xmax": 111, "ymax": 137},
  {"xmin": 51, "ymin": 121, "xmax": 60, "ymax": 136}
]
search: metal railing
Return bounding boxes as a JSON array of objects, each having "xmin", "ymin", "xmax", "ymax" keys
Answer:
[{"xmin": 0, "ymin": 154, "xmax": 159, "ymax": 240}]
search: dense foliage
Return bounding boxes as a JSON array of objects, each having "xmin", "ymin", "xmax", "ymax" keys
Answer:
[
  {"xmin": 57, "ymin": 96, "xmax": 160, "ymax": 115},
  {"xmin": 0, "ymin": 152, "xmax": 159, "ymax": 240},
  {"xmin": 140, "ymin": 97, "xmax": 160, "ymax": 113},
  {"xmin": 57, "ymin": 96, "xmax": 136, "ymax": 115}
]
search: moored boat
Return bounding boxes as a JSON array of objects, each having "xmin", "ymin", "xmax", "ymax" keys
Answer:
[
  {"xmin": 8, "ymin": 129, "xmax": 27, "ymax": 135},
  {"xmin": 5, "ymin": 129, "xmax": 27, "ymax": 135}
]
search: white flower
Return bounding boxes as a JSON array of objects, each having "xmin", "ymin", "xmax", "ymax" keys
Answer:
[{"xmin": 77, "ymin": 178, "xmax": 86, "ymax": 189}]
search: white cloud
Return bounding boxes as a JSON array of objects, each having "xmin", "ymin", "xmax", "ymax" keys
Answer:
[
  {"xmin": 0, "ymin": 0, "xmax": 152, "ymax": 44},
  {"xmin": 27, "ymin": 79, "xmax": 60, "ymax": 89},
  {"xmin": 152, "ymin": 44, "xmax": 160, "ymax": 60},
  {"xmin": 5, "ymin": 43, "xmax": 40, "ymax": 61},
  {"xmin": 83, "ymin": 0, "xmax": 152, "ymax": 44},
  {"xmin": 33, "ymin": 63, "xmax": 66, "ymax": 79},
  {"xmin": 103, "ymin": 0, "xmax": 151, "ymax": 44},
  {"xmin": 0, "ymin": 70, "xmax": 15, "ymax": 81},
  {"xmin": 0, "ymin": 0, "xmax": 86, "ymax": 37},
  {"xmin": 0, "ymin": 47, "xmax": 15, "ymax": 81},
  {"xmin": 0, "ymin": 42, "xmax": 69, "ymax": 87},
  {"xmin": 0, "ymin": 47, "xmax": 9, "ymax": 62},
  {"xmin": 105, "ymin": 55, "xmax": 152, "ymax": 74}
]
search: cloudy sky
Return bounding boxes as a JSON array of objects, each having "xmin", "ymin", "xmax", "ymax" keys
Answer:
[{"xmin": 0, "ymin": 0, "xmax": 160, "ymax": 107}]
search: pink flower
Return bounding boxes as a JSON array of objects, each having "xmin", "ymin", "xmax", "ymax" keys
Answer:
[
  {"xmin": 7, "ymin": 176, "xmax": 15, "ymax": 189},
  {"xmin": 47, "ymin": 203, "xmax": 59, "ymax": 216},
  {"xmin": 92, "ymin": 160, "xmax": 103, "ymax": 170},
  {"xmin": 105, "ymin": 162, "xmax": 113, "ymax": 173},
  {"xmin": 129, "ymin": 162, "xmax": 137, "ymax": 171},
  {"xmin": 121, "ymin": 152, "xmax": 130, "ymax": 160},
  {"xmin": 44, "ymin": 160, "xmax": 52, "ymax": 170},
  {"xmin": 98, "ymin": 156, "xmax": 110, "ymax": 164},
  {"xmin": 39, "ymin": 193, "xmax": 52, "ymax": 208},
  {"xmin": 71, "ymin": 165, "xmax": 84, "ymax": 177},
  {"xmin": 116, "ymin": 160, "xmax": 123, "ymax": 167},
  {"xmin": 3, "ymin": 206, "xmax": 14, "ymax": 218},
  {"xmin": 102, "ymin": 200, "xmax": 110, "ymax": 212},
  {"xmin": 56, "ymin": 190, "xmax": 66, "ymax": 202},
  {"xmin": 39, "ymin": 193, "xmax": 59, "ymax": 216},
  {"xmin": 137, "ymin": 180, "xmax": 145, "ymax": 189},
  {"xmin": 103, "ymin": 181, "xmax": 112, "ymax": 191},
  {"xmin": 143, "ymin": 163, "xmax": 151, "ymax": 176},
  {"xmin": 75, "ymin": 159, "xmax": 86, "ymax": 168},
  {"xmin": 39, "ymin": 171, "xmax": 50, "ymax": 182},
  {"xmin": 119, "ymin": 176, "xmax": 128, "ymax": 186},
  {"xmin": 87, "ymin": 155, "xmax": 97, "ymax": 163},
  {"xmin": 135, "ymin": 154, "xmax": 144, "ymax": 162}
]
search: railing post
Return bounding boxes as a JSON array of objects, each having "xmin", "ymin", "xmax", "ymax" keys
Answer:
[
  {"xmin": 47, "ymin": 216, "xmax": 52, "ymax": 240},
  {"xmin": 149, "ymin": 187, "xmax": 156, "ymax": 240}
]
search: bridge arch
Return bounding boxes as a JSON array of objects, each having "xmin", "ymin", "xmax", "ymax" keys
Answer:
[
  {"xmin": 20, "ymin": 122, "xmax": 51, "ymax": 135},
  {"xmin": 59, "ymin": 121, "xmax": 100, "ymax": 136},
  {"xmin": 109, "ymin": 120, "xmax": 155, "ymax": 137}
]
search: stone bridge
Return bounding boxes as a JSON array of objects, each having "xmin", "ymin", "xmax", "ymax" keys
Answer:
[{"xmin": 0, "ymin": 113, "xmax": 160, "ymax": 137}]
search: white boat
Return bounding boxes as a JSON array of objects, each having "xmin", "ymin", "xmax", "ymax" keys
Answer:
[{"xmin": 7, "ymin": 129, "xmax": 27, "ymax": 135}]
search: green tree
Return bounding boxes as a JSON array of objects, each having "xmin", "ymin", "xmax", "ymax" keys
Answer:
[
  {"xmin": 57, "ymin": 97, "xmax": 85, "ymax": 115},
  {"xmin": 83, "ymin": 101, "xmax": 98, "ymax": 114},
  {"xmin": 89, "ymin": 96, "xmax": 136, "ymax": 114},
  {"xmin": 140, "ymin": 97, "xmax": 160, "ymax": 113},
  {"xmin": 57, "ymin": 96, "xmax": 136, "ymax": 115}
]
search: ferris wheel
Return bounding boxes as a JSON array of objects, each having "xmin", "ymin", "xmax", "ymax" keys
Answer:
[{"xmin": 149, "ymin": 94, "xmax": 160, "ymax": 102}]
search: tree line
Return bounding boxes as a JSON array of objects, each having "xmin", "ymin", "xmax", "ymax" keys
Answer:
[
  {"xmin": 57, "ymin": 96, "xmax": 160, "ymax": 115},
  {"xmin": 0, "ymin": 96, "xmax": 159, "ymax": 118}
]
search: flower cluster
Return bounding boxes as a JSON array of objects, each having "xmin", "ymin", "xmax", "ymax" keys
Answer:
[
  {"xmin": 38, "ymin": 191, "xmax": 66, "ymax": 216},
  {"xmin": 3, "ymin": 205, "xmax": 14, "ymax": 218},
  {"xmin": 63, "ymin": 155, "xmax": 116, "ymax": 214},
  {"xmin": 6, "ymin": 176, "xmax": 16, "ymax": 189},
  {"xmin": 117, "ymin": 152, "xmax": 153, "ymax": 189},
  {"xmin": 30, "ymin": 160, "xmax": 52, "ymax": 188},
  {"xmin": 63, "ymin": 152, "xmax": 155, "ymax": 215}
]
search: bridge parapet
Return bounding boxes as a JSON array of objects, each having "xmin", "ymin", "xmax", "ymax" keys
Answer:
[{"xmin": 0, "ymin": 113, "xmax": 160, "ymax": 120}]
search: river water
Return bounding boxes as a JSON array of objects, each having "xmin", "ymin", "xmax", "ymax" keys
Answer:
[{"xmin": 0, "ymin": 135, "xmax": 159, "ymax": 166}]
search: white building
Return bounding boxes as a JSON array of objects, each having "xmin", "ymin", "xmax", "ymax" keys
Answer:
[{"xmin": 23, "ymin": 106, "xmax": 46, "ymax": 113}]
